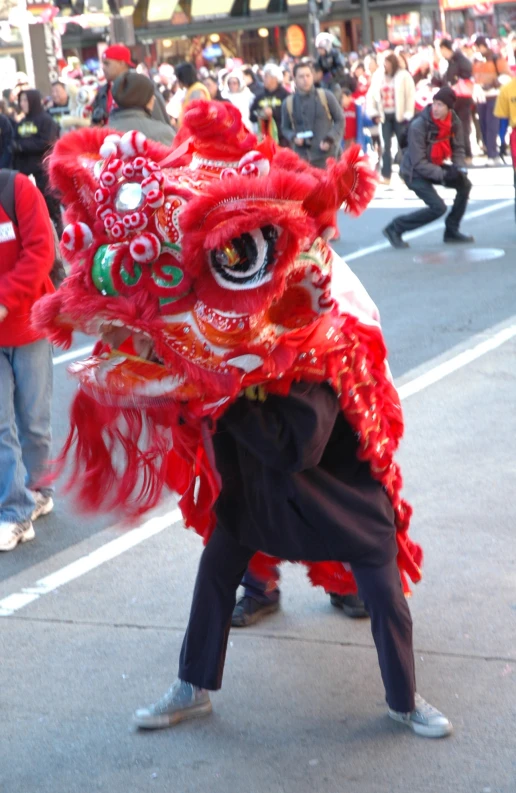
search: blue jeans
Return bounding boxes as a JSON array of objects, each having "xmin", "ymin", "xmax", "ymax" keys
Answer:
[
  {"xmin": 381, "ymin": 113, "xmax": 406, "ymax": 179},
  {"xmin": 0, "ymin": 340, "xmax": 53, "ymax": 523},
  {"xmin": 477, "ymin": 97, "xmax": 499, "ymax": 159},
  {"xmin": 242, "ymin": 566, "xmax": 280, "ymax": 605}
]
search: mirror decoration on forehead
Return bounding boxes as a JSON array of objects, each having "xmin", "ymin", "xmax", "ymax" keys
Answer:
[{"xmin": 115, "ymin": 182, "xmax": 144, "ymax": 213}]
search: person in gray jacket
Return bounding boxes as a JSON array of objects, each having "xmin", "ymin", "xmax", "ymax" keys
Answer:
[
  {"xmin": 281, "ymin": 62, "xmax": 344, "ymax": 169},
  {"xmin": 383, "ymin": 86, "xmax": 473, "ymax": 249},
  {"xmin": 108, "ymin": 73, "xmax": 175, "ymax": 147}
]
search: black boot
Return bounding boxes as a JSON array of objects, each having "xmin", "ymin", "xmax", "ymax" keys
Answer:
[
  {"xmin": 383, "ymin": 225, "xmax": 409, "ymax": 249},
  {"xmin": 329, "ymin": 593, "xmax": 369, "ymax": 619},
  {"xmin": 443, "ymin": 229, "xmax": 474, "ymax": 244},
  {"xmin": 231, "ymin": 595, "xmax": 280, "ymax": 627}
]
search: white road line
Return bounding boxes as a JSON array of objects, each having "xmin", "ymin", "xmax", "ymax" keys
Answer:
[
  {"xmin": 345, "ymin": 198, "xmax": 513, "ymax": 262},
  {"xmin": 53, "ymin": 345, "xmax": 94, "ymax": 366},
  {"xmin": 398, "ymin": 324, "xmax": 516, "ymax": 400},
  {"xmin": 0, "ymin": 509, "xmax": 182, "ymax": 617}
]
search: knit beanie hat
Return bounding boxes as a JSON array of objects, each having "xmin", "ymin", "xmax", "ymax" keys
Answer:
[
  {"xmin": 433, "ymin": 86, "xmax": 456, "ymax": 109},
  {"xmin": 112, "ymin": 72, "xmax": 154, "ymax": 110}
]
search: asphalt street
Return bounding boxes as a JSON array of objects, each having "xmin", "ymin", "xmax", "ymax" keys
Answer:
[{"xmin": 1, "ymin": 165, "xmax": 515, "ymax": 793}]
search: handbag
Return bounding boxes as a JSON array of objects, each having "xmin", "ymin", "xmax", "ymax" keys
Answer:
[{"xmin": 454, "ymin": 78, "xmax": 474, "ymax": 98}]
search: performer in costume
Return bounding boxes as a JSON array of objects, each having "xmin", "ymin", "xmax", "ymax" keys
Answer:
[{"xmin": 34, "ymin": 100, "xmax": 452, "ymax": 738}]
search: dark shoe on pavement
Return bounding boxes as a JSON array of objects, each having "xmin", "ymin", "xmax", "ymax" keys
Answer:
[
  {"xmin": 329, "ymin": 592, "xmax": 369, "ymax": 618},
  {"xmin": 383, "ymin": 225, "xmax": 409, "ymax": 249},
  {"xmin": 388, "ymin": 693, "xmax": 453, "ymax": 738},
  {"xmin": 443, "ymin": 230, "xmax": 474, "ymax": 244},
  {"xmin": 133, "ymin": 679, "xmax": 212, "ymax": 730},
  {"xmin": 231, "ymin": 595, "xmax": 280, "ymax": 627}
]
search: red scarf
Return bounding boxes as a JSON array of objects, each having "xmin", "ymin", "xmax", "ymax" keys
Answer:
[{"xmin": 430, "ymin": 110, "xmax": 453, "ymax": 165}]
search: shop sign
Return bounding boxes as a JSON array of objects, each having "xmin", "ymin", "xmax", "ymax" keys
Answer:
[{"xmin": 285, "ymin": 24, "xmax": 306, "ymax": 56}]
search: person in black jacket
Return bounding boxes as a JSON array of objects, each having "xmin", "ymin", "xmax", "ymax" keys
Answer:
[
  {"xmin": 440, "ymin": 39, "xmax": 474, "ymax": 160},
  {"xmin": 250, "ymin": 64, "xmax": 289, "ymax": 146},
  {"xmin": 12, "ymin": 89, "xmax": 62, "ymax": 235},
  {"xmin": 132, "ymin": 380, "xmax": 452, "ymax": 738},
  {"xmin": 383, "ymin": 86, "xmax": 473, "ymax": 249},
  {"xmin": 0, "ymin": 105, "xmax": 13, "ymax": 168}
]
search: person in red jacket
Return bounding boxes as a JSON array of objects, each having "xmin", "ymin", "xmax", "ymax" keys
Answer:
[
  {"xmin": 342, "ymin": 88, "xmax": 358, "ymax": 149},
  {"xmin": 0, "ymin": 170, "xmax": 55, "ymax": 551}
]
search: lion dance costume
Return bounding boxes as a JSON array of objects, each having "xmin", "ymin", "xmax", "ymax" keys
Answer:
[{"xmin": 34, "ymin": 100, "xmax": 423, "ymax": 596}]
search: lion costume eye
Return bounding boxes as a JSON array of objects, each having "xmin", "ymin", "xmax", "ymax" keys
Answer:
[{"xmin": 209, "ymin": 226, "xmax": 278, "ymax": 290}]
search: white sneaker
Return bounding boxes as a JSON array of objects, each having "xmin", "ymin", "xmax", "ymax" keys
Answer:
[
  {"xmin": 388, "ymin": 694, "xmax": 453, "ymax": 738},
  {"xmin": 133, "ymin": 679, "xmax": 212, "ymax": 730},
  {"xmin": 0, "ymin": 520, "xmax": 35, "ymax": 552},
  {"xmin": 30, "ymin": 491, "xmax": 54, "ymax": 521}
]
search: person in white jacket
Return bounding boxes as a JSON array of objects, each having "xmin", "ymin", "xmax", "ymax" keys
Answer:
[
  {"xmin": 221, "ymin": 70, "xmax": 254, "ymax": 131},
  {"xmin": 366, "ymin": 53, "xmax": 416, "ymax": 184}
]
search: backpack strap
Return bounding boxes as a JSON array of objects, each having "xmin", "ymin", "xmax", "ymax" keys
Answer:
[
  {"xmin": 286, "ymin": 94, "xmax": 295, "ymax": 130},
  {"xmin": 0, "ymin": 169, "xmax": 18, "ymax": 226},
  {"xmin": 317, "ymin": 88, "xmax": 332, "ymax": 122}
]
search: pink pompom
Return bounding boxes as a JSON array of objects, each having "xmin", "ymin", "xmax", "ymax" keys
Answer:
[
  {"xmin": 122, "ymin": 211, "xmax": 148, "ymax": 231},
  {"xmin": 221, "ymin": 168, "xmax": 238, "ymax": 180},
  {"xmin": 238, "ymin": 150, "xmax": 270, "ymax": 177},
  {"xmin": 103, "ymin": 212, "xmax": 120, "ymax": 230},
  {"xmin": 99, "ymin": 141, "xmax": 118, "ymax": 159},
  {"xmin": 106, "ymin": 158, "xmax": 123, "ymax": 177},
  {"xmin": 146, "ymin": 189, "xmax": 165, "ymax": 208},
  {"xmin": 96, "ymin": 205, "xmax": 112, "ymax": 221},
  {"xmin": 142, "ymin": 161, "xmax": 161, "ymax": 178},
  {"xmin": 129, "ymin": 232, "xmax": 160, "ymax": 263},
  {"xmin": 100, "ymin": 170, "xmax": 117, "ymax": 188},
  {"xmin": 99, "ymin": 134, "xmax": 121, "ymax": 159},
  {"xmin": 61, "ymin": 222, "xmax": 93, "ymax": 252},
  {"xmin": 133, "ymin": 156, "xmax": 146, "ymax": 171},
  {"xmin": 119, "ymin": 130, "xmax": 147, "ymax": 159},
  {"xmin": 141, "ymin": 175, "xmax": 160, "ymax": 195},
  {"xmin": 94, "ymin": 187, "xmax": 110, "ymax": 204},
  {"xmin": 122, "ymin": 163, "xmax": 135, "ymax": 178},
  {"xmin": 110, "ymin": 222, "xmax": 126, "ymax": 240}
]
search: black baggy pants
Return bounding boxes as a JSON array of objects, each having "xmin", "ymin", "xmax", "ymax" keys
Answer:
[
  {"xmin": 392, "ymin": 173, "xmax": 472, "ymax": 236},
  {"xmin": 178, "ymin": 527, "xmax": 416, "ymax": 713}
]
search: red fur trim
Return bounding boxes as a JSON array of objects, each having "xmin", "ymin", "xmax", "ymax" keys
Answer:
[
  {"xmin": 302, "ymin": 145, "xmax": 377, "ymax": 234},
  {"xmin": 174, "ymin": 100, "xmax": 257, "ymax": 162}
]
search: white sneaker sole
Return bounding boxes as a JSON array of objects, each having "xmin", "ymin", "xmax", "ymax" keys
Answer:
[
  {"xmin": 134, "ymin": 699, "xmax": 212, "ymax": 730},
  {"xmin": 31, "ymin": 497, "xmax": 54, "ymax": 522},
  {"xmin": 388, "ymin": 709, "xmax": 453, "ymax": 738},
  {"xmin": 0, "ymin": 524, "xmax": 35, "ymax": 552}
]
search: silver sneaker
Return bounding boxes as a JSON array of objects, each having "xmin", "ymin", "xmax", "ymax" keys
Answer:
[
  {"xmin": 389, "ymin": 694, "xmax": 453, "ymax": 738},
  {"xmin": 133, "ymin": 679, "xmax": 212, "ymax": 730},
  {"xmin": 0, "ymin": 520, "xmax": 35, "ymax": 552},
  {"xmin": 31, "ymin": 491, "xmax": 54, "ymax": 521}
]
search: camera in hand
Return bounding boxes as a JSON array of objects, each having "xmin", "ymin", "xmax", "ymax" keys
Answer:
[{"xmin": 297, "ymin": 130, "xmax": 314, "ymax": 148}]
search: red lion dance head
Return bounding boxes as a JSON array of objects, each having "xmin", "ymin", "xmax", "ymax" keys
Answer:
[{"xmin": 34, "ymin": 101, "xmax": 422, "ymax": 595}]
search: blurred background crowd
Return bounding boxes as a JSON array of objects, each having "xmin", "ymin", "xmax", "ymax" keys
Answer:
[{"xmin": 2, "ymin": 29, "xmax": 516, "ymax": 229}]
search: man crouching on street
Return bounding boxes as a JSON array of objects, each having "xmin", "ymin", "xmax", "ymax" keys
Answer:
[{"xmin": 383, "ymin": 86, "xmax": 473, "ymax": 249}]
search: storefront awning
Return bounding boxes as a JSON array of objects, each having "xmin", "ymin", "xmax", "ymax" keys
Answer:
[
  {"xmin": 191, "ymin": 0, "xmax": 234, "ymax": 18},
  {"xmin": 147, "ymin": 0, "xmax": 179, "ymax": 22},
  {"xmin": 250, "ymin": 0, "xmax": 269, "ymax": 11}
]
